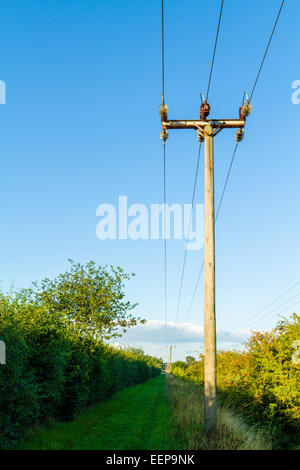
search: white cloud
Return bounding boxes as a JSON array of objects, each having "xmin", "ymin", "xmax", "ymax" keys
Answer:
[{"xmin": 114, "ymin": 320, "xmax": 252, "ymax": 345}]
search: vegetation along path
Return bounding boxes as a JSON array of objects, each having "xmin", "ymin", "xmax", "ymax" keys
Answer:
[
  {"xmin": 15, "ymin": 374, "xmax": 275, "ymax": 450},
  {"xmin": 15, "ymin": 375, "xmax": 177, "ymax": 450}
]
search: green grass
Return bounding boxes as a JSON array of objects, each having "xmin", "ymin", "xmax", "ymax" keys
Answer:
[
  {"xmin": 13, "ymin": 374, "xmax": 276, "ymax": 450},
  {"xmin": 13, "ymin": 375, "xmax": 179, "ymax": 450},
  {"xmin": 167, "ymin": 375, "xmax": 272, "ymax": 450}
]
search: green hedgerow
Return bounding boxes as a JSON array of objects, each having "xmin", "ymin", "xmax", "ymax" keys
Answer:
[{"xmin": 0, "ymin": 262, "xmax": 162, "ymax": 449}]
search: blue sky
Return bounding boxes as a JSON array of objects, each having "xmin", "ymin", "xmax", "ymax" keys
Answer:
[{"xmin": 1, "ymin": 0, "xmax": 299, "ymax": 361}]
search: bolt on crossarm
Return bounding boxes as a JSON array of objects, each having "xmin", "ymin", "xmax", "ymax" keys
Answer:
[{"xmin": 159, "ymin": 95, "xmax": 252, "ymax": 435}]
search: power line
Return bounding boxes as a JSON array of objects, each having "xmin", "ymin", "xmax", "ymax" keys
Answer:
[
  {"xmin": 250, "ymin": 300, "xmax": 300, "ymax": 329},
  {"xmin": 161, "ymin": 0, "xmax": 165, "ymax": 99},
  {"xmin": 206, "ymin": 0, "xmax": 225, "ymax": 101},
  {"xmin": 176, "ymin": 1, "xmax": 285, "ymax": 344},
  {"xmin": 172, "ymin": 143, "xmax": 202, "ymax": 343},
  {"xmin": 231, "ymin": 298, "xmax": 300, "ymax": 336},
  {"xmin": 175, "ymin": 142, "xmax": 240, "ymax": 343},
  {"xmin": 161, "ymin": 0, "xmax": 168, "ymax": 346},
  {"xmin": 249, "ymin": 0, "xmax": 285, "ymax": 102},
  {"xmin": 220, "ymin": 281, "xmax": 300, "ymax": 339},
  {"xmin": 163, "ymin": 143, "xmax": 168, "ymax": 346},
  {"xmin": 238, "ymin": 288, "xmax": 300, "ymax": 332},
  {"xmin": 216, "ymin": 1, "xmax": 286, "ymax": 342},
  {"xmin": 253, "ymin": 299, "xmax": 300, "ymax": 330},
  {"xmin": 215, "ymin": 143, "xmax": 238, "ymax": 220},
  {"xmin": 172, "ymin": 0, "xmax": 225, "ymax": 344}
]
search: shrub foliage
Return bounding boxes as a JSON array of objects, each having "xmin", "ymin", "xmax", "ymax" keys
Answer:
[
  {"xmin": 172, "ymin": 315, "xmax": 300, "ymax": 431},
  {"xmin": 0, "ymin": 262, "xmax": 161, "ymax": 448}
]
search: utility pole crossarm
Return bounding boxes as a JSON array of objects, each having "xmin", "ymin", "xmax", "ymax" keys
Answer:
[{"xmin": 162, "ymin": 119, "xmax": 246, "ymax": 131}]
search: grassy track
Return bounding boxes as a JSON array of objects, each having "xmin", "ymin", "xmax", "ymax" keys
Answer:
[
  {"xmin": 14, "ymin": 374, "xmax": 274, "ymax": 450},
  {"xmin": 166, "ymin": 375, "xmax": 271, "ymax": 450},
  {"xmin": 14, "ymin": 375, "xmax": 178, "ymax": 450}
]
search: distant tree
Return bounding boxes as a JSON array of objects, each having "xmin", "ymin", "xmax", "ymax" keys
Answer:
[
  {"xmin": 30, "ymin": 260, "xmax": 144, "ymax": 340},
  {"xmin": 186, "ymin": 356, "xmax": 196, "ymax": 366},
  {"xmin": 172, "ymin": 360, "xmax": 187, "ymax": 370}
]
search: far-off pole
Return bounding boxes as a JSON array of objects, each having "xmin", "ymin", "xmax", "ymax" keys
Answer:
[{"xmin": 169, "ymin": 345, "xmax": 175, "ymax": 373}]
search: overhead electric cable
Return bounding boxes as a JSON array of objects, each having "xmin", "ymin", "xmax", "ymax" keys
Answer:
[
  {"xmin": 161, "ymin": 0, "xmax": 165, "ymax": 99},
  {"xmin": 172, "ymin": 143, "xmax": 203, "ymax": 342},
  {"xmin": 161, "ymin": 0, "xmax": 168, "ymax": 347},
  {"xmin": 177, "ymin": 1, "xmax": 285, "ymax": 344},
  {"xmin": 206, "ymin": 0, "xmax": 225, "ymax": 101},
  {"xmin": 163, "ymin": 144, "xmax": 168, "ymax": 346},
  {"xmin": 252, "ymin": 299, "xmax": 300, "ymax": 330},
  {"xmin": 172, "ymin": 1, "xmax": 225, "ymax": 343},
  {"xmin": 220, "ymin": 280, "xmax": 300, "ymax": 339},
  {"xmin": 249, "ymin": 0, "xmax": 285, "ymax": 102},
  {"xmin": 175, "ymin": 142, "xmax": 240, "ymax": 343}
]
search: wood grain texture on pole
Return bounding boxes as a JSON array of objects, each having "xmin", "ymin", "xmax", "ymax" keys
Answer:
[{"xmin": 204, "ymin": 125, "xmax": 217, "ymax": 435}]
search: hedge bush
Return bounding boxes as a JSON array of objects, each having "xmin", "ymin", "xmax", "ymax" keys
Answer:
[
  {"xmin": 172, "ymin": 314, "xmax": 300, "ymax": 431},
  {"xmin": 0, "ymin": 290, "xmax": 161, "ymax": 448}
]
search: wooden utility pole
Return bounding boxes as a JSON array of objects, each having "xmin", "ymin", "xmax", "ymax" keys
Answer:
[
  {"xmin": 159, "ymin": 97, "xmax": 251, "ymax": 435},
  {"xmin": 203, "ymin": 124, "xmax": 216, "ymax": 434},
  {"xmin": 167, "ymin": 345, "xmax": 175, "ymax": 373}
]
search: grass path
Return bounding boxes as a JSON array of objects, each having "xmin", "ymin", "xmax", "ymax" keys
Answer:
[
  {"xmin": 14, "ymin": 375, "xmax": 178, "ymax": 450},
  {"xmin": 13, "ymin": 374, "xmax": 273, "ymax": 450}
]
